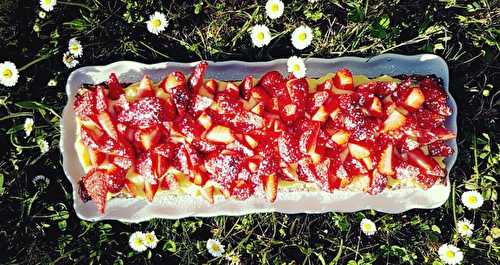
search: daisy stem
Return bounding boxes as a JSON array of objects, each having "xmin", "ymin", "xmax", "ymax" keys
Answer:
[
  {"xmin": 452, "ymin": 181, "xmax": 458, "ymax": 228},
  {"xmin": 19, "ymin": 49, "xmax": 58, "ymax": 72},
  {"xmin": 139, "ymin": 41, "xmax": 171, "ymax": 60},
  {"xmin": 58, "ymin": 1, "xmax": 93, "ymax": 11}
]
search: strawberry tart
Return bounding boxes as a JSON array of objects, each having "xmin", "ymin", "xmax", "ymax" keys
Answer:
[{"xmin": 73, "ymin": 61, "xmax": 456, "ymax": 214}]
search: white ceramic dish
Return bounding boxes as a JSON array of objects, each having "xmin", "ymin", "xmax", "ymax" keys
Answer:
[{"xmin": 61, "ymin": 54, "xmax": 458, "ymax": 222}]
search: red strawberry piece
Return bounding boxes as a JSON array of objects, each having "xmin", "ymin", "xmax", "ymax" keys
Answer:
[
  {"xmin": 426, "ymin": 100, "xmax": 452, "ymax": 116},
  {"xmin": 95, "ymin": 85, "xmax": 109, "ymax": 112},
  {"xmin": 97, "ymin": 111, "xmax": 119, "ymax": 140},
  {"xmin": 81, "ymin": 169, "xmax": 108, "ymax": 214},
  {"xmin": 250, "ymin": 86, "xmax": 274, "ymax": 111},
  {"xmin": 338, "ymin": 94, "xmax": 356, "ymax": 111},
  {"xmin": 343, "ymin": 155, "xmax": 368, "ymax": 176},
  {"xmin": 174, "ymin": 114, "xmax": 204, "ymax": 139},
  {"xmin": 172, "ymin": 144, "xmax": 200, "ymax": 175},
  {"xmin": 105, "ymin": 166, "xmax": 127, "ymax": 193},
  {"xmin": 396, "ymin": 135, "xmax": 420, "ymax": 153},
  {"xmin": 134, "ymin": 125, "xmax": 163, "ymax": 151},
  {"xmin": 428, "ymin": 141, "xmax": 454, "ymax": 157},
  {"xmin": 316, "ymin": 79, "xmax": 334, "ymax": 91},
  {"xmin": 204, "ymin": 79, "xmax": 219, "ymax": 95},
  {"xmin": 74, "ymin": 88, "xmax": 97, "ymax": 118},
  {"xmin": 258, "ymin": 71, "xmax": 286, "ymax": 97},
  {"xmin": 431, "ymin": 126, "xmax": 456, "ymax": 141},
  {"xmin": 229, "ymin": 179, "xmax": 255, "ymax": 200},
  {"xmin": 154, "ymin": 142, "xmax": 176, "ymax": 160},
  {"xmin": 416, "ymin": 174, "xmax": 439, "ymax": 189},
  {"xmin": 136, "ymin": 150, "xmax": 157, "ymax": 184},
  {"xmin": 188, "ymin": 61, "xmax": 208, "ymax": 94},
  {"xmin": 204, "ymin": 150, "xmax": 244, "ymax": 189},
  {"xmin": 394, "ymin": 160, "xmax": 421, "ymax": 180},
  {"xmin": 286, "ymin": 78, "xmax": 308, "ymax": 111},
  {"xmin": 258, "ymin": 149, "xmax": 281, "ymax": 176},
  {"xmin": 99, "ymin": 135, "xmax": 135, "ymax": 158},
  {"xmin": 278, "ymin": 131, "xmax": 303, "ymax": 163},
  {"xmin": 296, "ymin": 120, "xmax": 320, "ymax": 154},
  {"xmin": 297, "ymin": 157, "xmax": 318, "ymax": 182},
  {"xmin": 216, "ymin": 92, "xmax": 244, "ymax": 114},
  {"xmin": 355, "ymin": 82, "xmax": 377, "ymax": 94},
  {"xmin": 162, "ymin": 71, "xmax": 191, "ymax": 115},
  {"xmin": 307, "ymin": 90, "xmax": 330, "ymax": 115},
  {"xmin": 80, "ymin": 127, "xmax": 103, "ymax": 150},
  {"xmin": 78, "ymin": 178, "xmax": 91, "ymax": 202},
  {"xmin": 116, "ymin": 97, "xmax": 166, "ymax": 128},
  {"xmin": 413, "ymin": 109, "xmax": 445, "ymax": 129},
  {"xmin": 112, "ymin": 156, "xmax": 134, "ymax": 170},
  {"xmin": 333, "ymin": 68, "xmax": 354, "ymax": 90},
  {"xmin": 106, "ymin": 73, "xmax": 125, "ymax": 100},
  {"xmin": 137, "ymin": 75, "xmax": 156, "ymax": 98},
  {"xmin": 406, "ymin": 149, "xmax": 445, "ymax": 176},
  {"xmin": 229, "ymin": 111, "xmax": 265, "ymax": 133},
  {"xmin": 368, "ymin": 170, "xmax": 387, "ymax": 195},
  {"xmin": 112, "ymin": 94, "xmax": 130, "ymax": 115},
  {"xmin": 239, "ymin": 75, "xmax": 254, "ymax": 100},
  {"xmin": 191, "ymin": 139, "xmax": 224, "ymax": 154}
]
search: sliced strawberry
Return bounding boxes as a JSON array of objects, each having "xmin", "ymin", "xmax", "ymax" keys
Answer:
[
  {"xmin": 106, "ymin": 73, "xmax": 125, "ymax": 100},
  {"xmin": 416, "ymin": 174, "xmax": 439, "ymax": 189},
  {"xmin": 239, "ymin": 75, "xmax": 254, "ymax": 100},
  {"xmin": 377, "ymin": 144, "xmax": 395, "ymax": 176},
  {"xmin": 428, "ymin": 141, "xmax": 454, "ymax": 157},
  {"xmin": 174, "ymin": 114, "xmax": 205, "ymax": 139},
  {"xmin": 262, "ymin": 173, "xmax": 278, "ymax": 202},
  {"xmin": 307, "ymin": 90, "xmax": 330, "ymax": 115},
  {"xmin": 367, "ymin": 97, "xmax": 384, "ymax": 117},
  {"xmin": 296, "ymin": 120, "xmax": 320, "ymax": 154},
  {"xmin": 297, "ymin": 157, "xmax": 318, "ymax": 182},
  {"xmin": 204, "ymin": 150, "xmax": 244, "ymax": 189},
  {"xmin": 89, "ymin": 149, "xmax": 106, "ymax": 166},
  {"xmin": 394, "ymin": 160, "xmax": 421, "ymax": 180},
  {"xmin": 112, "ymin": 155, "xmax": 134, "ymax": 170},
  {"xmin": 204, "ymin": 79, "xmax": 218, "ymax": 95},
  {"xmin": 80, "ymin": 126, "xmax": 103, "ymax": 150},
  {"xmin": 137, "ymin": 75, "xmax": 156, "ymax": 98},
  {"xmin": 278, "ymin": 131, "xmax": 303, "ymax": 163},
  {"xmin": 348, "ymin": 142, "xmax": 371, "ymax": 159},
  {"xmin": 188, "ymin": 61, "xmax": 208, "ymax": 94},
  {"xmin": 134, "ymin": 125, "xmax": 163, "ymax": 151},
  {"xmin": 369, "ymin": 170, "xmax": 387, "ymax": 195},
  {"xmin": 333, "ymin": 68, "xmax": 354, "ymax": 90},
  {"xmin": 383, "ymin": 110, "xmax": 406, "ymax": 132},
  {"xmin": 258, "ymin": 71, "xmax": 286, "ymax": 97},
  {"xmin": 250, "ymin": 86, "xmax": 274, "ymax": 111},
  {"xmin": 396, "ymin": 135, "xmax": 420, "ymax": 153},
  {"xmin": 95, "ymin": 85, "xmax": 109, "ymax": 112},
  {"xmin": 97, "ymin": 111, "xmax": 119, "ymax": 140},
  {"xmin": 431, "ymin": 126, "xmax": 456, "ymax": 141},
  {"xmin": 162, "ymin": 71, "xmax": 191, "ymax": 115},
  {"xmin": 144, "ymin": 182, "xmax": 159, "ymax": 202},
  {"xmin": 286, "ymin": 78, "xmax": 308, "ymax": 111},
  {"xmin": 81, "ymin": 169, "xmax": 108, "ymax": 214},
  {"xmin": 224, "ymin": 82, "xmax": 240, "ymax": 99},
  {"xmin": 229, "ymin": 111, "xmax": 265, "ymax": 133},
  {"xmin": 117, "ymin": 97, "xmax": 166, "ymax": 128},
  {"xmin": 344, "ymin": 155, "xmax": 368, "ymax": 176},
  {"xmin": 406, "ymin": 149, "xmax": 445, "ymax": 176},
  {"xmin": 104, "ymin": 165, "xmax": 127, "ymax": 193},
  {"xmin": 206, "ymin": 125, "xmax": 235, "ymax": 144},
  {"xmin": 229, "ymin": 179, "xmax": 255, "ymax": 200},
  {"xmin": 404, "ymin": 87, "xmax": 425, "ymax": 110},
  {"xmin": 191, "ymin": 167, "xmax": 210, "ymax": 186},
  {"xmin": 74, "ymin": 88, "xmax": 97, "ymax": 118},
  {"xmin": 112, "ymin": 94, "xmax": 130, "ymax": 115},
  {"xmin": 136, "ymin": 150, "xmax": 157, "ymax": 185}
]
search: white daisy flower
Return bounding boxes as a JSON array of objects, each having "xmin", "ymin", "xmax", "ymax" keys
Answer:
[
  {"xmin": 24, "ymin": 118, "xmax": 34, "ymax": 137},
  {"xmin": 0, "ymin": 61, "xmax": 19, "ymax": 87},
  {"xmin": 129, "ymin": 231, "xmax": 147, "ymax": 252},
  {"xmin": 68, "ymin": 38, "xmax": 83, "ymax": 58},
  {"xmin": 360, "ymin": 218, "xmax": 377, "ymax": 236},
  {"xmin": 63, "ymin": 52, "xmax": 79, "ymax": 69},
  {"xmin": 206, "ymin": 239, "xmax": 225, "ymax": 257},
  {"xmin": 265, "ymin": 0, "xmax": 284, "ymax": 20},
  {"xmin": 438, "ymin": 244, "xmax": 464, "ymax": 265},
  {"xmin": 40, "ymin": 0, "xmax": 57, "ymax": 12},
  {"xmin": 457, "ymin": 219, "xmax": 474, "ymax": 237},
  {"xmin": 287, "ymin": 56, "xmax": 307, "ymax": 79},
  {"xmin": 39, "ymin": 11, "xmax": 46, "ymax": 19},
  {"xmin": 146, "ymin": 12, "xmax": 168, "ymax": 35},
  {"xmin": 461, "ymin": 190, "xmax": 484, "ymax": 209},
  {"xmin": 291, "ymin": 25, "xmax": 313, "ymax": 50},
  {"xmin": 250, "ymin": 25, "xmax": 272, "ymax": 48},
  {"xmin": 33, "ymin": 24, "xmax": 41, "ymax": 33},
  {"xmin": 48, "ymin": 79, "xmax": 57, "ymax": 86},
  {"xmin": 491, "ymin": 227, "xmax": 500, "ymax": 239},
  {"xmin": 308, "ymin": 0, "xmax": 318, "ymax": 2},
  {"xmin": 37, "ymin": 139, "xmax": 49, "ymax": 153},
  {"xmin": 143, "ymin": 231, "xmax": 159, "ymax": 249}
]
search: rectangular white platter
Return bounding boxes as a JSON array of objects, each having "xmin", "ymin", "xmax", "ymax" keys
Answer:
[{"xmin": 61, "ymin": 54, "xmax": 458, "ymax": 222}]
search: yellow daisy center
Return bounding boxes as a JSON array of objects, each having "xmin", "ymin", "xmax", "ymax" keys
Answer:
[
  {"xmin": 461, "ymin": 224, "xmax": 469, "ymax": 231},
  {"xmin": 2, "ymin": 69, "xmax": 12, "ymax": 78},
  {"xmin": 134, "ymin": 238, "xmax": 143, "ymax": 246},
  {"xmin": 363, "ymin": 223, "xmax": 372, "ymax": 230},
  {"xmin": 292, "ymin": 64, "xmax": 301, "ymax": 72},
  {"xmin": 446, "ymin": 250, "xmax": 455, "ymax": 258},
  {"xmin": 271, "ymin": 4, "xmax": 279, "ymax": 12},
  {"xmin": 468, "ymin": 195, "xmax": 477, "ymax": 204},
  {"xmin": 257, "ymin": 32, "xmax": 265, "ymax": 41},
  {"xmin": 151, "ymin": 19, "xmax": 162, "ymax": 28},
  {"xmin": 298, "ymin": 32, "xmax": 307, "ymax": 41},
  {"xmin": 43, "ymin": 0, "xmax": 52, "ymax": 4},
  {"xmin": 211, "ymin": 244, "xmax": 220, "ymax": 252},
  {"xmin": 70, "ymin": 43, "xmax": 79, "ymax": 52},
  {"xmin": 145, "ymin": 234, "xmax": 154, "ymax": 243}
]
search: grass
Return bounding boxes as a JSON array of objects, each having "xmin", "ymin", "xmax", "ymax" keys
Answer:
[{"xmin": 0, "ymin": 0, "xmax": 499, "ymax": 264}]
